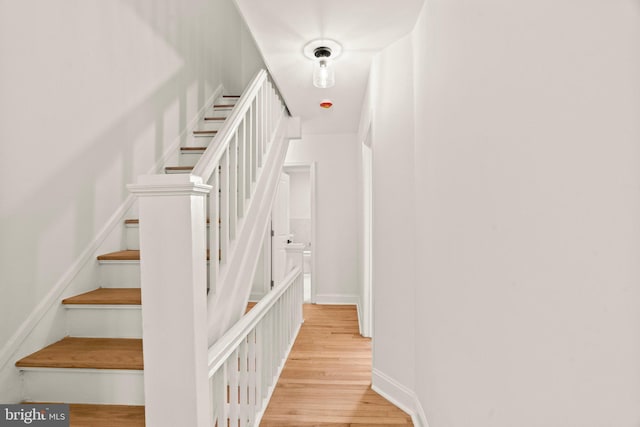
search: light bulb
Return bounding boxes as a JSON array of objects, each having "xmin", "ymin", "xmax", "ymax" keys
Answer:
[{"xmin": 313, "ymin": 59, "xmax": 335, "ymax": 88}]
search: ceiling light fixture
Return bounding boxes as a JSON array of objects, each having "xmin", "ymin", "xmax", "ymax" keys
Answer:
[
  {"xmin": 304, "ymin": 39, "xmax": 342, "ymax": 89},
  {"xmin": 313, "ymin": 47, "xmax": 334, "ymax": 88}
]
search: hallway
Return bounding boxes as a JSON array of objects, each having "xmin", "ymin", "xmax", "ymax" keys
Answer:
[{"xmin": 260, "ymin": 305, "xmax": 412, "ymax": 426}]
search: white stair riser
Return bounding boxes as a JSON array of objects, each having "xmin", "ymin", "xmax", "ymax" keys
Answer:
[
  {"xmin": 66, "ymin": 306, "xmax": 142, "ymax": 338},
  {"xmin": 99, "ymin": 262, "xmax": 212, "ymax": 288},
  {"xmin": 197, "ymin": 121, "xmax": 225, "ymax": 131},
  {"xmin": 99, "ymin": 262, "xmax": 140, "ymax": 288},
  {"xmin": 216, "ymin": 98, "xmax": 238, "ymax": 105},
  {"xmin": 126, "ymin": 225, "xmax": 210, "ymax": 251},
  {"xmin": 205, "ymin": 109, "xmax": 230, "ymax": 119},
  {"xmin": 183, "ymin": 136, "xmax": 214, "ymax": 148},
  {"xmin": 22, "ymin": 369, "xmax": 144, "ymax": 405},
  {"xmin": 126, "ymin": 225, "xmax": 139, "ymax": 250},
  {"xmin": 179, "ymin": 152, "xmax": 203, "ymax": 167}
]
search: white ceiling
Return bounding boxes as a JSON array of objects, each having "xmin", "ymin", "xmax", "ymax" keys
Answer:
[{"xmin": 235, "ymin": 0, "xmax": 425, "ymax": 134}]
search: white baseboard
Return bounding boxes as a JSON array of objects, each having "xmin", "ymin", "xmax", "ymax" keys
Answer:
[
  {"xmin": 356, "ymin": 302, "xmax": 363, "ymax": 336},
  {"xmin": 372, "ymin": 368, "xmax": 429, "ymax": 427},
  {"xmin": 314, "ymin": 294, "xmax": 359, "ymax": 305},
  {"xmin": 0, "ymin": 85, "xmax": 223, "ymax": 382}
]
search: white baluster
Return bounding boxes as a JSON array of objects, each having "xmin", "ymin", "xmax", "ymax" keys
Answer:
[
  {"xmin": 209, "ymin": 171, "xmax": 220, "ymax": 294},
  {"xmin": 220, "ymin": 149, "xmax": 229, "ymax": 264},
  {"xmin": 228, "ymin": 349, "xmax": 239, "ymax": 426},
  {"xmin": 230, "ymin": 134, "xmax": 238, "ymax": 240},
  {"xmin": 238, "ymin": 119, "xmax": 246, "ymax": 218},
  {"xmin": 239, "ymin": 338, "xmax": 249, "ymax": 426}
]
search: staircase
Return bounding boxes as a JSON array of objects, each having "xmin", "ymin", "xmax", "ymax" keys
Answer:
[{"xmin": 14, "ymin": 95, "xmax": 242, "ymax": 425}]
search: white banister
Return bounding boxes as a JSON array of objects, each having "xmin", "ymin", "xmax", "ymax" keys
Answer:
[
  {"xmin": 192, "ymin": 70, "xmax": 268, "ymax": 183},
  {"xmin": 130, "ymin": 69, "xmax": 293, "ymax": 427},
  {"xmin": 208, "ymin": 267, "xmax": 304, "ymax": 427}
]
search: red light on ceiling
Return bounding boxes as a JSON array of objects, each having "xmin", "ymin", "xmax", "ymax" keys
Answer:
[{"xmin": 320, "ymin": 99, "xmax": 333, "ymax": 109}]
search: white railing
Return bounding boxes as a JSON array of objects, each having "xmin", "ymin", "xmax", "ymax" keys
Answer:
[
  {"xmin": 129, "ymin": 69, "xmax": 295, "ymax": 427},
  {"xmin": 208, "ymin": 266, "xmax": 304, "ymax": 427},
  {"xmin": 193, "ymin": 69, "xmax": 286, "ymax": 296}
]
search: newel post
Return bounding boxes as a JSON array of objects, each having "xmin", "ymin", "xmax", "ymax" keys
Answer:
[{"xmin": 128, "ymin": 174, "xmax": 211, "ymax": 427}]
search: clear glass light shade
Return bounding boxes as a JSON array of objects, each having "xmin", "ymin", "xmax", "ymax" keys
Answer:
[{"xmin": 313, "ymin": 59, "xmax": 335, "ymax": 88}]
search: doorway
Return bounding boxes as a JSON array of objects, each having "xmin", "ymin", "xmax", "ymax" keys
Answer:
[{"xmin": 283, "ymin": 163, "xmax": 317, "ymax": 303}]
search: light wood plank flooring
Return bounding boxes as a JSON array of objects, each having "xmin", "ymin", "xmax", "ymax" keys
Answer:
[
  {"xmin": 260, "ymin": 304, "xmax": 413, "ymax": 426},
  {"xmin": 69, "ymin": 404, "xmax": 145, "ymax": 427}
]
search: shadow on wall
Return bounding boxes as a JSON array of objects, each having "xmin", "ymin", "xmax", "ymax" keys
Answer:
[{"xmin": 0, "ymin": 0, "xmax": 231, "ymax": 355}]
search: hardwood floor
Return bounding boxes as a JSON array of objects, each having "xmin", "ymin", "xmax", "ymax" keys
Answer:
[
  {"xmin": 69, "ymin": 404, "xmax": 144, "ymax": 427},
  {"xmin": 260, "ymin": 304, "xmax": 413, "ymax": 426}
]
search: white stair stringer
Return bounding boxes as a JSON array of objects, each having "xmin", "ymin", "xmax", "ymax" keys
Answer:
[
  {"xmin": 21, "ymin": 368, "xmax": 144, "ymax": 405},
  {"xmin": 206, "ymin": 115, "xmax": 292, "ymax": 344}
]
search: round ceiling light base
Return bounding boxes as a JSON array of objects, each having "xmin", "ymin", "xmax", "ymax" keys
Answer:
[{"xmin": 304, "ymin": 39, "xmax": 342, "ymax": 61}]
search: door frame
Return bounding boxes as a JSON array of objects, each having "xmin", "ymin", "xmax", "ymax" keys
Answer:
[{"xmin": 283, "ymin": 162, "xmax": 317, "ymax": 303}]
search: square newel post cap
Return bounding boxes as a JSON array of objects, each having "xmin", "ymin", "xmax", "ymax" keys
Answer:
[{"xmin": 127, "ymin": 174, "xmax": 212, "ymax": 196}]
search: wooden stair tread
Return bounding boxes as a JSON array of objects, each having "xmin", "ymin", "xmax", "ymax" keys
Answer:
[
  {"xmin": 193, "ymin": 130, "xmax": 217, "ymax": 135},
  {"xmin": 165, "ymin": 166, "xmax": 193, "ymax": 171},
  {"xmin": 69, "ymin": 404, "xmax": 145, "ymax": 426},
  {"xmin": 16, "ymin": 337, "xmax": 143, "ymax": 370},
  {"xmin": 204, "ymin": 117, "xmax": 225, "ymax": 121},
  {"xmin": 97, "ymin": 250, "xmax": 140, "ymax": 261},
  {"xmin": 63, "ymin": 288, "xmax": 141, "ymax": 305},
  {"xmin": 213, "ymin": 104, "xmax": 235, "ymax": 108},
  {"xmin": 125, "ymin": 218, "xmax": 210, "ymax": 225},
  {"xmin": 180, "ymin": 146, "xmax": 207, "ymax": 151},
  {"xmin": 97, "ymin": 249, "xmax": 211, "ymax": 261},
  {"xmin": 26, "ymin": 404, "xmax": 145, "ymax": 427},
  {"xmin": 222, "ymin": 95, "xmax": 240, "ymax": 98}
]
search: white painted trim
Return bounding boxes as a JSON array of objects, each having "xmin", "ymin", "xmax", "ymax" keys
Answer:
[
  {"xmin": 313, "ymin": 294, "xmax": 359, "ymax": 305},
  {"xmin": 128, "ymin": 174, "xmax": 213, "ymax": 196},
  {"xmin": 0, "ymin": 85, "xmax": 222, "ymax": 375},
  {"xmin": 371, "ymin": 368, "xmax": 430, "ymax": 427},
  {"xmin": 283, "ymin": 162, "xmax": 317, "ymax": 304},
  {"xmin": 414, "ymin": 398, "xmax": 429, "ymax": 427},
  {"xmin": 253, "ymin": 321, "xmax": 302, "ymax": 427}
]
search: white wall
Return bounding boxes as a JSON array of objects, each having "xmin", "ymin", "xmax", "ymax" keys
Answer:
[
  {"xmin": 367, "ymin": 34, "xmax": 417, "ymax": 398},
  {"xmin": 366, "ymin": 0, "xmax": 640, "ymax": 425},
  {"xmin": 288, "ymin": 171, "xmax": 311, "ymax": 219},
  {"xmin": 0, "ymin": 0, "xmax": 263, "ymax": 402},
  {"xmin": 285, "ymin": 134, "xmax": 359, "ymax": 303}
]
